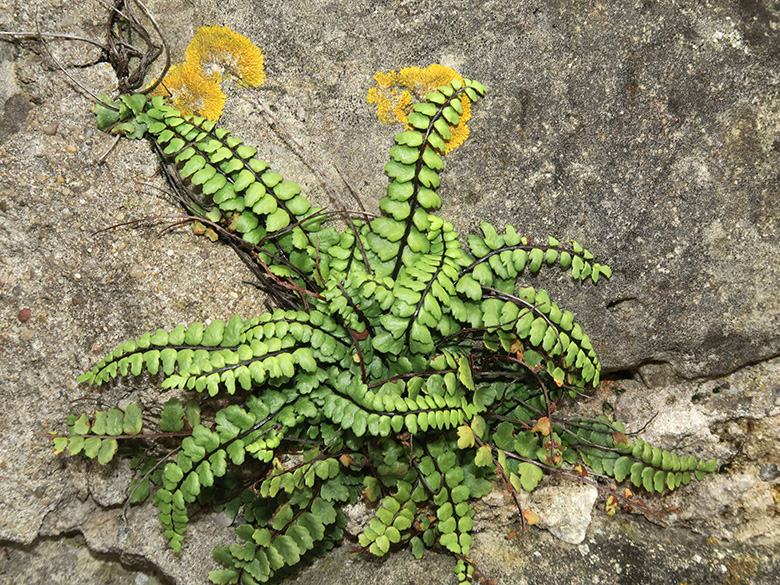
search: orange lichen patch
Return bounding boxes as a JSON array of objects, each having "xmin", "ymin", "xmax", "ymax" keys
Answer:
[
  {"xmin": 185, "ymin": 26, "xmax": 265, "ymax": 87},
  {"xmin": 147, "ymin": 25, "xmax": 263, "ymax": 120},
  {"xmin": 398, "ymin": 64, "xmax": 462, "ymax": 100},
  {"xmin": 366, "ymin": 87, "xmax": 394, "ymax": 123},
  {"xmin": 444, "ymin": 106, "xmax": 471, "ymax": 153},
  {"xmin": 368, "ymin": 64, "xmax": 464, "ymax": 125},
  {"xmin": 148, "ymin": 62, "xmax": 226, "ymax": 120},
  {"xmin": 367, "ymin": 86, "xmax": 412, "ymax": 124},
  {"xmin": 367, "ymin": 64, "xmax": 473, "ymax": 153},
  {"xmin": 367, "ymin": 70, "xmax": 409, "ymax": 124}
]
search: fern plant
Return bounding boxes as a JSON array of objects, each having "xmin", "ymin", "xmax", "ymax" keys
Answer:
[{"xmin": 46, "ymin": 16, "xmax": 717, "ymax": 585}]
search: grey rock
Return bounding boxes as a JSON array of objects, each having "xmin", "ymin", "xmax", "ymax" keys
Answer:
[
  {"xmin": 472, "ymin": 484, "xmax": 598, "ymax": 546},
  {"xmin": 474, "ymin": 480, "xmax": 598, "ymax": 544},
  {"xmin": 0, "ymin": 92, "xmax": 32, "ymax": 143},
  {"xmin": 0, "ymin": 0, "xmax": 778, "ymax": 584},
  {"xmin": 528, "ymin": 485, "xmax": 598, "ymax": 545},
  {"xmin": 0, "ymin": 535, "xmax": 167, "ymax": 585},
  {"xmin": 255, "ymin": 513, "xmax": 780, "ymax": 585},
  {"xmin": 570, "ymin": 358, "xmax": 780, "ymax": 544}
]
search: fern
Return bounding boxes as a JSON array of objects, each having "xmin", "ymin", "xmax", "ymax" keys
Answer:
[{"xmin": 47, "ymin": 33, "xmax": 719, "ymax": 585}]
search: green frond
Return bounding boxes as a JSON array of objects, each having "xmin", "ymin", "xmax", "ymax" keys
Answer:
[
  {"xmin": 463, "ymin": 224, "xmax": 612, "ymax": 284},
  {"xmin": 209, "ymin": 458, "xmax": 355, "ymax": 584},
  {"xmin": 54, "ymin": 404, "xmax": 148, "ymax": 464},
  {"xmin": 559, "ymin": 417, "xmax": 717, "ymax": 493}
]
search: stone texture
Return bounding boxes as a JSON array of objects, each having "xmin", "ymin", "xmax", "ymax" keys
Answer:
[
  {"xmin": 0, "ymin": 535, "xmax": 167, "ymax": 585},
  {"xmin": 570, "ymin": 358, "xmax": 780, "ymax": 544},
  {"xmin": 526, "ymin": 485, "xmax": 599, "ymax": 545},
  {"xmin": 0, "ymin": 0, "xmax": 778, "ymax": 584},
  {"xmin": 473, "ymin": 484, "xmax": 598, "ymax": 546}
]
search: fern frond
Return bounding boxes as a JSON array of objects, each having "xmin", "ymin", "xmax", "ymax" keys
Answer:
[
  {"xmin": 463, "ymin": 224, "xmax": 612, "ymax": 285},
  {"xmin": 53, "ymin": 405, "xmax": 144, "ymax": 463},
  {"xmin": 370, "ymin": 78, "xmax": 486, "ymax": 280}
]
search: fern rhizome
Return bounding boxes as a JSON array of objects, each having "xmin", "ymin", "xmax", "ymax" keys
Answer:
[{"xmin": 29, "ymin": 2, "xmax": 716, "ymax": 584}]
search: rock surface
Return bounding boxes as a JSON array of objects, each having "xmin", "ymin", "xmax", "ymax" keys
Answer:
[{"xmin": 0, "ymin": 0, "xmax": 778, "ymax": 584}]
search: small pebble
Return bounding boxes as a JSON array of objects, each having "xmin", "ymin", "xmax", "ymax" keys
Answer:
[
  {"xmin": 17, "ymin": 308, "xmax": 31, "ymax": 323},
  {"xmin": 212, "ymin": 511, "xmax": 234, "ymax": 528},
  {"xmin": 129, "ymin": 263, "xmax": 146, "ymax": 278},
  {"xmin": 758, "ymin": 463, "xmax": 779, "ymax": 481},
  {"xmin": 42, "ymin": 122, "xmax": 58, "ymax": 136}
]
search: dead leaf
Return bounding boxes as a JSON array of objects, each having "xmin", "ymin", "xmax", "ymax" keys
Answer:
[
  {"xmin": 612, "ymin": 431, "xmax": 628, "ymax": 447},
  {"xmin": 574, "ymin": 463, "xmax": 588, "ymax": 477},
  {"xmin": 605, "ymin": 494, "xmax": 618, "ymax": 516},
  {"xmin": 523, "ymin": 509, "xmax": 540, "ymax": 525},
  {"xmin": 530, "ymin": 417, "xmax": 551, "ymax": 436},
  {"xmin": 510, "ymin": 338, "xmax": 524, "ymax": 360}
]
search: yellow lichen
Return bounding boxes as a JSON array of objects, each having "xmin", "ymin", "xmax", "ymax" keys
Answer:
[
  {"xmin": 367, "ymin": 64, "xmax": 473, "ymax": 153},
  {"xmin": 147, "ymin": 25, "xmax": 264, "ymax": 120},
  {"xmin": 185, "ymin": 26, "xmax": 265, "ymax": 87},
  {"xmin": 443, "ymin": 98, "xmax": 471, "ymax": 153},
  {"xmin": 397, "ymin": 64, "xmax": 462, "ymax": 101},
  {"xmin": 367, "ymin": 87, "xmax": 412, "ymax": 124},
  {"xmin": 148, "ymin": 62, "xmax": 226, "ymax": 120}
]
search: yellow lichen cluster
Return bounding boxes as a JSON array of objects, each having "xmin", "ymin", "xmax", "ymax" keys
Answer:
[
  {"xmin": 367, "ymin": 64, "xmax": 472, "ymax": 152},
  {"xmin": 150, "ymin": 62, "xmax": 227, "ymax": 120},
  {"xmin": 185, "ymin": 26, "xmax": 266, "ymax": 87},
  {"xmin": 149, "ymin": 26, "xmax": 265, "ymax": 120}
]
